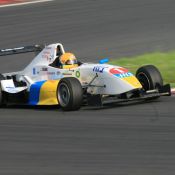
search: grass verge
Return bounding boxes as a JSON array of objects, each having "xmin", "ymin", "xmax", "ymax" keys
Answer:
[{"xmin": 110, "ymin": 51, "xmax": 175, "ymax": 87}]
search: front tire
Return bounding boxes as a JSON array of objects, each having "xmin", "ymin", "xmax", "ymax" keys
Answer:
[
  {"xmin": 136, "ymin": 65, "xmax": 163, "ymax": 91},
  {"xmin": 57, "ymin": 77, "xmax": 83, "ymax": 111}
]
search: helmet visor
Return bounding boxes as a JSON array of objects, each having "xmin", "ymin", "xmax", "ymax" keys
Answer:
[{"xmin": 65, "ymin": 59, "xmax": 78, "ymax": 65}]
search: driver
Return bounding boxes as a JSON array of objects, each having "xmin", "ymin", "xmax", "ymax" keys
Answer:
[{"xmin": 59, "ymin": 52, "xmax": 78, "ymax": 69}]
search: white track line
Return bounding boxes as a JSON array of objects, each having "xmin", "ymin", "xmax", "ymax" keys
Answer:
[{"xmin": 0, "ymin": 0, "xmax": 54, "ymax": 8}]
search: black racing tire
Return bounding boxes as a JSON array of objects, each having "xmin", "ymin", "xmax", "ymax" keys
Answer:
[
  {"xmin": 136, "ymin": 65, "xmax": 163, "ymax": 91},
  {"xmin": 0, "ymin": 74, "xmax": 5, "ymax": 106},
  {"xmin": 57, "ymin": 77, "xmax": 83, "ymax": 111}
]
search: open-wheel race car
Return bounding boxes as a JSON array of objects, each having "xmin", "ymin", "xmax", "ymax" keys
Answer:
[{"xmin": 0, "ymin": 43, "xmax": 171, "ymax": 111}]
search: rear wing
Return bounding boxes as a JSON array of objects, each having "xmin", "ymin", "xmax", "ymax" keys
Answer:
[{"xmin": 0, "ymin": 45, "xmax": 44, "ymax": 56}]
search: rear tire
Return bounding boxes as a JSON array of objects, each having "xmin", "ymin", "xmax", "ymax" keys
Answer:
[
  {"xmin": 136, "ymin": 65, "xmax": 163, "ymax": 91},
  {"xmin": 57, "ymin": 77, "xmax": 83, "ymax": 111}
]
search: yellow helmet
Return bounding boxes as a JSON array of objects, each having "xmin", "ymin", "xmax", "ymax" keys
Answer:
[{"xmin": 60, "ymin": 52, "xmax": 78, "ymax": 65}]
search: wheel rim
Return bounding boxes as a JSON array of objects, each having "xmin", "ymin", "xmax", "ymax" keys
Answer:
[
  {"xmin": 137, "ymin": 72, "xmax": 151, "ymax": 91},
  {"xmin": 58, "ymin": 83, "xmax": 70, "ymax": 107}
]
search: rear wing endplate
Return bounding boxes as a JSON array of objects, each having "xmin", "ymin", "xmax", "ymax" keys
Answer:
[{"xmin": 0, "ymin": 45, "xmax": 44, "ymax": 56}]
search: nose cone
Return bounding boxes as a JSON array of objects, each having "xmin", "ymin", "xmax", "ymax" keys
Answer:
[{"xmin": 109, "ymin": 67, "xmax": 142, "ymax": 88}]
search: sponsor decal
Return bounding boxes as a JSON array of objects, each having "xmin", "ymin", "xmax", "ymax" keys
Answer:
[
  {"xmin": 109, "ymin": 67, "xmax": 133, "ymax": 78},
  {"xmin": 41, "ymin": 67, "xmax": 48, "ymax": 71},
  {"xmin": 5, "ymin": 86, "xmax": 15, "ymax": 89},
  {"xmin": 57, "ymin": 71, "xmax": 61, "ymax": 75},
  {"xmin": 62, "ymin": 70, "xmax": 73, "ymax": 76},
  {"xmin": 33, "ymin": 68, "xmax": 36, "ymax": 75},
  {"xmin": 42, "ymin": 50, "xmax": 52, "ymax": 61},
  {"xmin": 47, "ymin": 72, "xmax": 55, "ymax": 75},
  {"xmin": 42, "ymin": 54, "xmax": 52, "ymax": 61},
  {"xmin": 63, "ymin": 73, "xmax": 72, "ymax": 76},
  {"xmin": 115, "ymin": 72, "xmax": 133, "ymax": 78},
  {"xmin": 93, "ymin": 66, "xmax": 107, "ymax": 73},
  {"xmin": 75, "ymin": 71, "xmax": 80, "ymax": 78}
]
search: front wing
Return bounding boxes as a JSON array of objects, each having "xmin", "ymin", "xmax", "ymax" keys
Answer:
[{"xmin": 87, "ymin": 84, "xmax": 171, "ymax": 106}]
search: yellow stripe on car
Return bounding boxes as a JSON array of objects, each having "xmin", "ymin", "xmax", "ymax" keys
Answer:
[
  {"xmin": 38, "ymin": 80, "xmax": 60, "ymax": 105},
  {"xmin": 122, "ymin": 76, "xmax": 142, "ymax": 88}
]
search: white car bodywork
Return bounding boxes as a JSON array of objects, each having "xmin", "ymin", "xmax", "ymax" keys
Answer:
[{"xmin": 1, "ymin": 43, "xmax": 142, "ymax": 97}]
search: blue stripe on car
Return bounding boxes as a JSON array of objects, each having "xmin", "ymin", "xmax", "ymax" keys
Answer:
[{"xmin": 29, "ymin": 80, "xmax": 46, "ymax": 105}]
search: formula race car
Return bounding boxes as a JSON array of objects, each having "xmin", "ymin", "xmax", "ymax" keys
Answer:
[{"xmin": 0, "ymin": 43, "xmax": 171, "ymax": 110}]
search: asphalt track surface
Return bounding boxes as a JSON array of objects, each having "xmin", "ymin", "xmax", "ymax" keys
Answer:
[{"xmin": 0, "ymin": 0, "xmax": 175, "ymax": 174}]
